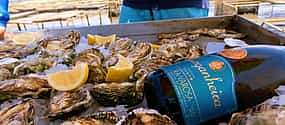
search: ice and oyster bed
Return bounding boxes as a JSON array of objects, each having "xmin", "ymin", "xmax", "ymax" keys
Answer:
[{"xmin": 0, "ymin": 15, "xmax": 285, "ymax": 125}]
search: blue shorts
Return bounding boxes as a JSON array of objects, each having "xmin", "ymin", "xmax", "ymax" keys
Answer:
[{"xmin": 119, "ymin": 5, "xmax": 209, "ymax": 24}]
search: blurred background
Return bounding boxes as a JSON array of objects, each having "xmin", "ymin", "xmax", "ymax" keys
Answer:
[{"xmin": 6, "ymin": 0, "xmax": 285, "ymax": 32}]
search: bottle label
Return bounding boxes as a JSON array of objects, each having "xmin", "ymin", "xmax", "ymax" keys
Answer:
[{"xmin": 160, "ymin": 55, "xmax": 237, "ymax": 125}]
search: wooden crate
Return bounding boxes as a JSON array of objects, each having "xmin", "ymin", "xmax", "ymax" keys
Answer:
[{"xmin": 223, "ymin": 0, "xmax": 271, "ymax": 15}]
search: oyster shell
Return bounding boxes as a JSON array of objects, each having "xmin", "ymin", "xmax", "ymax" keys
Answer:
[
  {"xmin": 91, "ymin": 74, "xmax": 147, "ymax": 107},
  {"xmin": 0, "ymin": 43, "xmax": 38, "ymax": 60},
  {"xmin": 132, "ymin": 41, "xmax": 205, "ymax": 79},
  {"xmin": 61, "ymin": 111, "xmax": 119, "ymax": 125},
  {"xmin": 48, "ymin": 88, "xmax": 93, "ymax": 118},
  {"xmin": 229, "ymin": 104, "xmax": 285, "ymax": 125},
  {"xmin": 0, "ymin": 59, "xmax": 55, "ymax": 81},
  {"xmin": 117, "ymin": 108, "xmax": 177, "ymax": 125},
  {"xmin": 73, "ymin": 48, "xmax": 106, "ymax": 83},
  {"xmin": 0, "ymin": 76, "xmax": 51, "ymax": 102},
  {"xmin": 153, "ymin": 42, "xmax": 205, "ymax": 62},
  {"xmin": 158, "ymin": 32, "xmax": 200, "ymax": 44},
  {"xmin": 108, "ymin": 38, "xmax": 133, "ymax": 57},
  {"xmin": 0, "ymin": 100, "xmax": 34, "ymax": 125},
  {"xmin": 39, "ymin": 31, "xmax": 80, "ymax": 51},
  {"xmin": 127, "ymin": 42, "xmax": 152, "ymax": 67},
  {"xmin": 189, "ymin": 28, "xmax": 246, "ymax": 39},
  {"xmin": 0, "ymin": 61, "xmax": 22, "ymax": 81},
  {"xmin": 133, "ymin": 56, "xmax": 173, "ymax": 80},
  {"xmin": 38, "ymin": 31, "xmax": 80, "ymax": 64},
  {"xmin": 13, "ymin": 58, "xmax": 55, "ymax": 77}
]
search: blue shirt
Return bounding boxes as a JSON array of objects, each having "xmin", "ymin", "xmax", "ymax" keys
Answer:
[
  {"xmin": 0, "ymin": 0, "xmax": 9, "ymax": 27},
  {"xmin": 123, "ymin": 0, "xmax": 209, "ymax": 9}
]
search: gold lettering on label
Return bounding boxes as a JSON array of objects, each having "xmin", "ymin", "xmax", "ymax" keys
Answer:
[
  {"xmin": 191, "ymin": 60, "xmax": 224, "ymax": 108},
  {"xmin": 206, "ymin": 77, "xmax": 223, "ymax": 82}
]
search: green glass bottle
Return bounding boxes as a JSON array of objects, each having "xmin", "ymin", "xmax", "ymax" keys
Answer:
[{"xmin": 145, "ymin": 45, "xmax": 285, "ymax": 125}]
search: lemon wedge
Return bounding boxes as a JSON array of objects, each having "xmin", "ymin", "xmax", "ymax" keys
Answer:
[
  {"xmin": 150, "ymin": 44, "xmax": 160, "ymax": 50},
  {"xmin": 12, "ymin": 32, "xmax": 36, "ymax": 46},
  {"xmin": 87, "ymin": 34, "xmax": 96, "ymax": 45},
  {"xmin": 47, "ymin": 63, "xmax": 89, "ymax": 91},
  {"xmin": 105, "ymin": 55, "xmax": 134, "ymax": 82},
  {"xmin": 87, "ymin": 34, "xmax": 116, "ymax": 45}
]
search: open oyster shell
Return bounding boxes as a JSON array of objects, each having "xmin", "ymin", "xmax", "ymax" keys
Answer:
[
  {"xmin": 91, "ymin": 74, "xmax": 147, "ymax": 107},
  {"xmin": 0, "ymin": 42, "xmax": 39, "ymax": 60},
  {"xmin": 0, "ymin": 58, "xmax": 55, "ymax": 81},
  {"xmin": 47, "ymin": 87, "xmax": 93, "ymax": 119},
  {"xmin": 73, "ymin": 48, "xmax": 106, "ymax": 83},
  {"xmin": 229, "ymin": 104, "xmax": 285, "ymax": 125},
  {"xmin": 0, "ymin": 100, "xmax": 35, "ymax": 125},
  {"xmin": 61, "ymin": 111, "xmax": 119, "ymax": 125},
  {"xmin": 0, "ymin": 76, "xmax": 51, "ymax": 102},
  {"xmin": 38, "ymin": 31, "xmax": 80, "ymax": 64},
  {"xmin": 117, "ymin": 108, "xmax": 177, "ymax": 125}
]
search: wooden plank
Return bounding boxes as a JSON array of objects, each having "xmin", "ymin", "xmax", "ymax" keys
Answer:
[
  {"xmin": 263, "ymin": 0, "xmax": 285, "ymax": 4},
  {"xmin": 215, "ymin": 0, "xmax": 224, "ymax": 16}
]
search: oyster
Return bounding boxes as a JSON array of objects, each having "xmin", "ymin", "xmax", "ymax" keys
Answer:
[
  {"xmin": 103, "ymin": 55, "xmax": 119, "ymax": 69},
  {"xmin": 229, "ymin": 104, "xmax": 285, "ymax": 125},
  {"xmin": 48, "ymin": 88, "xmax": 93, "ymax": 118},
  {"xmin": 133, "ymin": 41, "xmax": 205, "ymax": 79},
  {"xmin": 0, "ymin": 59, "xmax": 55, "ymax": 81},
  {"xmin": 154, "ymin": 41, "xmax": 205, "ymax": 62},
  {"xmin": 13, "ymin": 58, "xmax": 55, "ymax": 77},
  {"xmin": 0, "ymin": 43, "xmax": 38, "ymax": 60},
  {"xmin": 133, "ymin": 56, "xmax": 173, "ymax": 80},
  {"xmin": 38, "ymin": 31, "xmax": 80, "ymax": 64},
  {"xmin": 39, "ymin": 31, "xmax": 80, "ymax": 51},
  {"xmin": 0, "ymin": 100, "xmax": 34, "ymax": 125},
  {"xmin": 189, "ymin": 28, "xmax": 209, "ymax": 35},
  {"xmin": 0, "ymin": 42, "xmax": 16, "ymax": 52},
  {"xmin": 61, "ymin": 111, "xmax": 119, "ymax": 125},
  {"xmin": 0, "ymin": 61, "xmax": 22, "ymax": 81},
  {"xmin": 189, "ymin": 28, "xmax": 246, "ymax": 39},
  {"xmin": 108, "ymin": 38, "xmax": 133, "ymax": 57},
  {"xmin": 73, "ymin": 48, "xmax": 106, "ymax": 83},
  {"xmin": 91, "ymin": 74, "xmax": 147, "ymax": 107},
  {"xmin": 127, "ymin": 42, "xmax": 152, "ymax": 66},
  {"xmin": 0, "ymin": 76, "xmax": 51, "ymax": 102},
  {"xmin": 158, "ymin": 32, "xmax": 200, "ymax": 44},
  {"xmin": 117, "ymin": 108, "xmax": 177, "ymax": 125}
]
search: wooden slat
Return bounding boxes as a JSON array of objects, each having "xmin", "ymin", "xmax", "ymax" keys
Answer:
[{"xmin": 262, "ymin": 0, "xmax": 285, "ymax": 4}]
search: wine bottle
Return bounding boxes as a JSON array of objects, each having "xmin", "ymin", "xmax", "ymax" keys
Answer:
[{"xmin": 145, "ymin": 45, "xmax": 285, "ymax": 125}]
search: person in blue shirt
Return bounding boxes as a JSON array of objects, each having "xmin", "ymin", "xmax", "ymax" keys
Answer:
[
  {"xmin": 119, "ymin": 0, "xmax": 209, "ymax": 24},
  {"xmin": 0, "ymin": 0, "xmax": 9, "ymax": 39}
]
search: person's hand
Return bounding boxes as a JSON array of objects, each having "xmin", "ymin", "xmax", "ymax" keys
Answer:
[{"xmin": 0, "ymin": 26, "xmax": 6, "ymax": 40}]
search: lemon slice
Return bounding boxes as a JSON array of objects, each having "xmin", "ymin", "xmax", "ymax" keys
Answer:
[
  {"xmin": 150, "ymin": 44, "xmax": 160, "ymax": 50},
  {"xmin": 47, "ymin": 63, "xmax": 89, "ymax": 91},
  {"xmin": 106, "ymin": 55, "xmax": 134, "ymax": 82},
  {"xmin": 87, "ymin": 34, "xmax": 116, "ymax": 45},
  {"xmin": 12, "ymin": 32, "xmax": 36, "ymax": 46},
  {"xmin": 87, "ymin": 34, "xmax": 96, "ymax": 45}
]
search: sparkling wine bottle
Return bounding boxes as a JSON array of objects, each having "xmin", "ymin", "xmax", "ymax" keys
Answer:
[{"xmin": 145, "ymin": 45, "xmax": 285, "ymax": 125}]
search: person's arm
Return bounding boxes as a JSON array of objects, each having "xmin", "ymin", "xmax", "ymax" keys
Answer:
[
  {"xmin": 0, "ymin": 0, "xmax": 9, "ymax": 39},
  {"xmin": 0, "ymin": 0, "xmax": 9, "ymax": 27}
]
